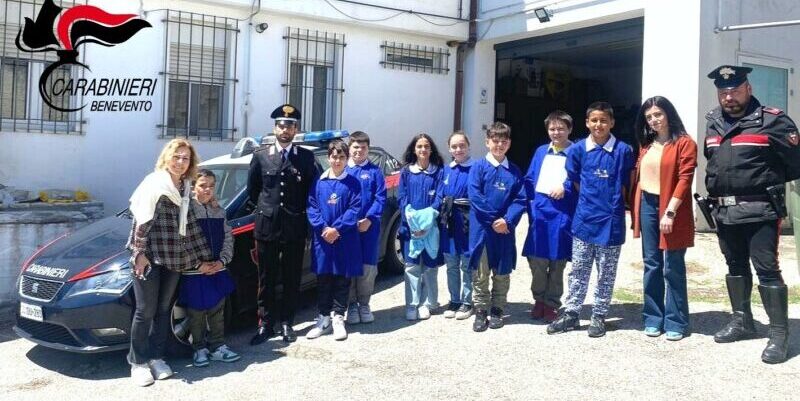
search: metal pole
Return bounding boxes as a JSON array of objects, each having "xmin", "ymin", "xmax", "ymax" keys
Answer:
[{"xmin": 715, "ymin": 19, "xmax": 800, "ymax": 33}]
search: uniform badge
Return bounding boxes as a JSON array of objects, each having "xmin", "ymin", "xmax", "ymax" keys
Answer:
[
  {"xmin": 593, "ymin": 168, "xmax": 609, "ymax": 178},
  {"xmin": 789, "ymin": 132, "xmax": 799, "ymax": 146},
  {"xmin": 328, "ymin": 193, "xmax": 339, "ymax": 205},
  {"xmin": 493, "ymin": 181, "xmax": 507, "ymax": 191},
  {"xmin": 428, "ymin": 189, "xmax": 436, "ymax": 197},
  {"xmin": 361, "ymin": 173, "xmax": 370, "ymax": 180},
  {"xmin": 719, "ymin": 66, "xmax": 735, "ymax": 79},
  {"xmin": 282, "ymin": 105, "xmax": 295, "ymax": 117}
]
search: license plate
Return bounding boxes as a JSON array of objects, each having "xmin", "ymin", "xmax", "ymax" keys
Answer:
[{"xmin": 20, "ymin": 302, "xmax": 43, "ymax": 322}]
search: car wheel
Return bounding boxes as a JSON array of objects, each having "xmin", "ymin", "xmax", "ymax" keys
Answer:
[
  {"xmin": 167, "ymin": 300, "xmax": 192, "ymax": 356},
  {"xmin": 380, "ymin": 218, "xmax": 404, "ymax": 275}
]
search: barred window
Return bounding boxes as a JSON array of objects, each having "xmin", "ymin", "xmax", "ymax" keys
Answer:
[
  {"xmin": 381, "ymin": 41, "xmax": 449, "ymax": 74},
  {"xmin": 160, "ymin": 11, "xmax": 238, "ymax": 141},
  {"xmin": 0, "ymin": 0, "xmax": 85, "ymax": 134},
  {"xmin": 283, "ymin": 27, "xmax": 344, "ymax": 132}
]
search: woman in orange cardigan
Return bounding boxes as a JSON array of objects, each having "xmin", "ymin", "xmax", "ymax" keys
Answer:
[{"xmin": 631, "ymin": 96, "xmax": 697, "ymax": 341}]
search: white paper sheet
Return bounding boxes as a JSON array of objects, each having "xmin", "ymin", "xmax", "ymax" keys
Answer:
[{"xmin": 534, "ymin": 154, "xmax": 567, "ymax": 194}]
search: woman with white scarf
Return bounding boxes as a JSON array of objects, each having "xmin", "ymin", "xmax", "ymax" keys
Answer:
[{"xmin": 126, "ymin": 139, "xmax": 212, "ymax": 386}]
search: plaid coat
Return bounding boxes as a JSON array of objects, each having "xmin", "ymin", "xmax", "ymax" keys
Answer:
[{"xmin": 127, "ymin": 196, "xmax": 212, "ymax": 271}]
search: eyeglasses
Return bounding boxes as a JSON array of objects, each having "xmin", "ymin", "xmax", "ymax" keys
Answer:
[{"xmin": 276, "ymin": 122, "xmax": 296, "ymax": 130}]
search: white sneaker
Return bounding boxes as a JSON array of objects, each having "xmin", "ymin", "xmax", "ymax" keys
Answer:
[
  {"xmin": 148, "ymin": 359, "xmax": 173, "ymax": 380},
  {"xmin": 359, "ymin": 304, "xmax": 375, "ymax": 323},
  {"xmin": 131, "ymin": 363, "xmax": 154, "ymax": 387},
  {"xmin": 306, "ymin": 314, "xmax": 332, "ymax": 339},
  {"xmin": 346, "ymin": 303, "xmax": 361, "ymax": 325},
  {"xmin": 193, "ymin": 348, "xmax": 210, "ymax": 367},
  {"xmin": 405, "ymin": 306, "xmax": 418, "ymax": 321},
  {"xmin": 209, "ymin": 345, "xmax": 241, "ymax": 363},
  {"xmin": 332, "ymin": 314, "xmax": 347, "ymax": 341},
  {"xmin": 418, "ymin": 305, "xmax": 431, "ymax": 320}
]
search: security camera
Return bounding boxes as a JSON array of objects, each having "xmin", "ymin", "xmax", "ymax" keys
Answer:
[{"xmin": 254, "ymin": 22, "xmax": 269, "ymax": 33}]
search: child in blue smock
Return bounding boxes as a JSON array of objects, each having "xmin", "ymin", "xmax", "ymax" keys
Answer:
[
  {"xmin": 523, "ymin": 111, "xmax": 577, "ymax": 323},
  {"xmin": 306, "ymin": 140, "xmax": 363, "ymax": 341},
  {"xmin": 344, "ymin": 131, "xmax": 386, "ymax": 325},
  {"xmin": 440, "ymin": 131, "xmax": 475, "ymax": 320},
  {"xmin": 468, "ymin": 122, "xmax": 526, "ymax": 332},
  {"xmin": 547, "ymin": 101, "xmax": 634, "ymax": 338},
  {"xmin": 398, "ymin": 133, "xmax": 445, "ymax": 321}
]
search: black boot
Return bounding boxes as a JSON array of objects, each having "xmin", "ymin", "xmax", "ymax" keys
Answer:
[
  {"xmin": 759, "ymin": 284, "xmax": 789, "ymax": 364},
  {"xmin": 714, "ymin": 275, "xmax": 756, "ymax": 343},
  {"xmin": 473, "ymin": 309, "xmax": 489, "ymax": 332},
  {"xmin": 250, "ymin": 318, "xmax": 275, "ymax": 346}
]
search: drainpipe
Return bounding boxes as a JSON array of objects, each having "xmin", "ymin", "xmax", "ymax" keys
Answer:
[{"xmin": 452, "ymin": 0, "xmax": 477, "ymax": 131}]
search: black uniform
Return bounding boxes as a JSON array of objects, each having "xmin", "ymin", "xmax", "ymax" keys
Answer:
[
  {"xmin": 247, "ymin": 142, "xmax": 318, "ymax": 329},
  {"xmin": 704, "ymin": 96, "xmax": 800, "ymax": 283}
]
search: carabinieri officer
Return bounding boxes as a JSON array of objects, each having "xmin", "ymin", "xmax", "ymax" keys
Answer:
[
  {"xmin": 704, "ymin": 65, "xmax": 800, "ymax": 364},
  {"xmin": 248, "ymin": 104, "xmax": 318, "ymax": 345}
]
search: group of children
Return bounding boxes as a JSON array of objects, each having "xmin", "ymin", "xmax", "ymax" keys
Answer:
[
  {"xmin": 397, "ymin": 101, "xmax": 634, "ymax": 337},
  {"xmin": 180, "ymin": 101, "xmax": 634, "ymax": 367}
]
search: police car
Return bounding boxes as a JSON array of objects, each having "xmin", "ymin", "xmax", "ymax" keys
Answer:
[{"xmin": 13, "ymin": 130, "xmax": 402, "ymax": 353}]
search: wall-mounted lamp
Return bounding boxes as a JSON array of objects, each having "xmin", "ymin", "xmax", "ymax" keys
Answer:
[
  {"xmin": 254, "ymin": 22, "xmax": 269, "ymax": 33},
  {"xmin": 533, "ymin": 7, "xmax": 552, "ymax": 23}
]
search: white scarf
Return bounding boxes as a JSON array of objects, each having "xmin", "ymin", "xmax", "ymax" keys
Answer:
[{"xmin": 129, "ymin": 170, "xmax": 191, "ymax": 236}]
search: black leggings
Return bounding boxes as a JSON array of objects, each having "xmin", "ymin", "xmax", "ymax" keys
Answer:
[{"xmin": 128, "ymin": 265, "xmax": 180, "ymax": 364}]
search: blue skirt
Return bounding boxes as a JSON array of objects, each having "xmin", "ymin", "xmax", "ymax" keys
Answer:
[{"xmin": 178, "ymin": 270, "xmax": 235, "ymax": 311}]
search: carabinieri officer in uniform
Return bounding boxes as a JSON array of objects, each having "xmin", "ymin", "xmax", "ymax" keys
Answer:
[
  {"xmin": 248, "ymin": 104, "xmax": 318, "ymax": 345},
  {"xmin": 704, "ymin": 65, "xmax": 800, "ymax": 364}
]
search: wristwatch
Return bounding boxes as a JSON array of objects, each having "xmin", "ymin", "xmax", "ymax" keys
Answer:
[{"xmin": 664, "ymin": 210, "xmax": 676, "ymax": 219}]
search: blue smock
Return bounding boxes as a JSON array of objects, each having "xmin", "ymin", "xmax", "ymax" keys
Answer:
[
  {"xmin": 440, "ymin": 159, "xmax": 473, "ymax": 256},
  {"xmin": 398, "ymin": 163, "xmax": 444, "ymax": 268},
  {"xmin": 346, "ymin": 159, "xmax": 386, "ymax": 265}
]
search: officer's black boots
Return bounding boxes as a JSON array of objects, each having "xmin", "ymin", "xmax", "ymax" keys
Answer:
[
  {"xmin": 714, "ymin": 275, "xmax": 757, "ymax": 343},
  {"xmin": 758, "ymin": 284, "xmax": 789, "ymax": 364}
]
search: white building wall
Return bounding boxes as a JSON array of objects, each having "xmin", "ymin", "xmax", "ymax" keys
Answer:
[{"xmin": 0, "ymin": 0, "xmax": 467, "ymax": 212}]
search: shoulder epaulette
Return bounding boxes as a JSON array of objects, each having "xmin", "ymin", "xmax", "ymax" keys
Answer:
[{"xmin": 762, "ymin": 106, "xmax": 784, "ymax": 115}]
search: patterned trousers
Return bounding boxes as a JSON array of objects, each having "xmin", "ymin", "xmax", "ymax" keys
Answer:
[{"xmin": 563, "ymin": 237, "xmax": 621, "ymax": 317}]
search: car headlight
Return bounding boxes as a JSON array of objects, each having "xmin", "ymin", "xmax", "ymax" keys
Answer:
[{"xmin": 65, "ymin": 266, "xmax": 133, "ymax": 297}]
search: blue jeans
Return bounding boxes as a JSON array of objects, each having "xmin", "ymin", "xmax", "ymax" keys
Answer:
[
  {"xmin": 640, "ymin": 191, "xmax": 689, "ymax": 334},
  {"xmin": 444, "ymin": 252, "xmax": 472, "ymax": 306},
  {"xmin": 404, "ymin": 262, "xmax": 440, "ymax": 308}
]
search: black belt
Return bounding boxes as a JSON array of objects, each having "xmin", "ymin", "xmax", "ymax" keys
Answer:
[{"xmin": 711, "ymin": 194, "xmax": 770, "ymax": 206}]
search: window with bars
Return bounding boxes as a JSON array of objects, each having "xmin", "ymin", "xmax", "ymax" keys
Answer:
[
  {"xmin": 380, "ymin": 41, "xmax": 449, "ymax": 74},
  {"xmin": 283, "ymin": 27, "xmax": 344, "ymax": 133},
  {"xmin": 160, "ymin": 10, "xmax": 238, "ymax": 141},
  {"xmin": 0, "ymin": 0, "xmax": 85, "ymax": 134}
]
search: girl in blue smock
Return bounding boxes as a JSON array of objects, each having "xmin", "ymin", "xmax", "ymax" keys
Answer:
[
  {"xmin": 398, "ymin": 133, "xmax": 445, "ymax": 321},
  {"xmin": 522, "ymin": 111, "xmax": 577, "ymax": 323},
  {"xmin": 306, "ymin": 140, "xmax": 362, "ymax": 341},
  {"xmin": 440, "ymin": 131, "xmax": 475, "ymax": 320}
]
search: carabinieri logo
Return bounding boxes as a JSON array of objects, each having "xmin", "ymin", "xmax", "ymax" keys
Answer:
[{"xmin": 15, "ymin": 0, "xmax": 151, "ymax": 112}]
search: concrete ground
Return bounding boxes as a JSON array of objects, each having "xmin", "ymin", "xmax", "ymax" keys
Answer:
[{"xmin": 1, "ymin": 220, "xmax": 798, "ymax": 400}]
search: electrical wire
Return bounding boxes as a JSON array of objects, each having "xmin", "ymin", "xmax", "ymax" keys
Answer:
[
  {"xmin": 478, "ymin": 19, "xmax": 495, "ymax": 40},
  {"xmin": 413, "ymin": 13, "xmax": 463, "ymax": 27},
  {"xmin": 323, "ymin": 0, "xmax": 407, "ymax": 22}
]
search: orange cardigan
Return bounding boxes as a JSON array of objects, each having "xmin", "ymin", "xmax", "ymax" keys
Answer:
[{"xmin": 631, "ymin": 134, "xmax": 698, "ymax": 250}]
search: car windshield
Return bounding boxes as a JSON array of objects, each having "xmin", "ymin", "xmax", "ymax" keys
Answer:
[{"xmin": 203, "ymin": 165, "xmax": 249, "ymax": 209}]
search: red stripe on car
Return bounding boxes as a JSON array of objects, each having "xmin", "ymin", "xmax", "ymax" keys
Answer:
[
  {"xmin": 385, "ymin": 173, "xmax": 400, "ymax": 189},
  {"xmin": 232, "ymin": 222, "xmax": 255, "ymax": 235}
]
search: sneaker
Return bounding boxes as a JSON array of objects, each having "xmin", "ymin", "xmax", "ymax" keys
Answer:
[
  {"xmin": 405, "ymin": 306, "xmax": 418, "ymax": 321},
  {"xmin": 359, "ymin": 304, "xmax": 375, "ymax": 323},
  {"xmin": 489, "ymin": 307, "xmax": 505, "ymax": 329},
  {"xmin": 131, "ymin": 363, "xmax": 154, "ymax": 387},
  {"xmin": 346, "ymin": 303, "xmax": 361, "ymax": 325},
  {"xmin": 546, "ymin": 311, "xmax": 579, "ymax": 334},
  {"xmin": 530, "ymin": 301, "xmax": 544, "ymax": 320},
  {"xmin": 418, "ymin": 305, "xmax": 431, "ymax": 320},
  {"xmin": 665, "ymin": 331, "xmax": 684, "ymax": 341},
  {"xmin": 306, "ymin": 314, "xmax": 332, "ymax": 339},
  {"xmin": 455, "ymin": 304, "xmax": 474, "ymax": 320},
  {"xmin": 644, "ymin": 326, "xmax": 662, "ymax": 337},
  {"xmin": 332, "ymin": 314, "xmax": 347, "ymax": 341},
  {"xmin": 473, "ymin": 309, "xmax": 489, "ymax": 332},
  {"xmin": 193, "ymin": 348, "xmax": 210, "ymax": 367},
  {"xmin": 542, "ymin": 306, "xmax": 559, "ymax": 323},
  {"xmin": 443, "ymin": 302, "xmax": 461, "ymax": 319},
  {"xmin": 588, "ymin": 314, "xmax": 606, "ymax": 338},
  {"xmin": 148, "ymin": 359, "xmax": 173, "ymax": 380},
  {"xmin": 210, "ymin": 345, "xmax": 241, "ymax": 363}
]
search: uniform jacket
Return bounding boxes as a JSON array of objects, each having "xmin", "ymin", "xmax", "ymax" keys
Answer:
[
  {"xmin": 307, "ymin": 169, "xmax": 363, "ymax": 277},
  {"xmin": 522, "ymin": 143, "xmax": 577, "ymax": 260},
  {"xmin": 247, "ymin": 143, "xmax": 318, "ymax": 241},
  {"xmin": 440, "ymin": 160, "xmax": 473, "ymax": 256},
  {"xmin": 631, "ymin": 135, "xmax": 697, "ymax": 250},
  {"xmin": 467, "ymin": 154, "xmax": 526, "ymax": 274},
  {"xmin": 566, "ymin": 134, "xmax": 634, "ymax": 247},
  {"xmin": 346, "ymin": 159, "xmax": 386, "ymax": 265},
  {"xmin": 398, "ymin": 163, "xmax": 444, "ymax": 268},
  {"xmin": 704, "ymin": 97, "xmax": 800, "ymax": 224}
]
